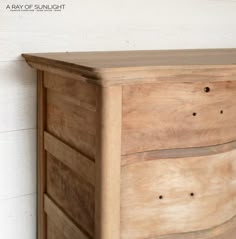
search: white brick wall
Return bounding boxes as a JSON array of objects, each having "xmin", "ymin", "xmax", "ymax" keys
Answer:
[{"xmin": 0, "ymin": 0, "xmax": 236, "ymax": 238}]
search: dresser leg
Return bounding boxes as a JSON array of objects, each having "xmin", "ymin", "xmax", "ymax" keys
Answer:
[{"xmin": 95, "ymin": 86, "xmax": 122, "ymax": 239}]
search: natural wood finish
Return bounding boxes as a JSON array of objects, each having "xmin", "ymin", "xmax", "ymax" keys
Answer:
[
  {"xmin": 121, "ymin": 149, "xmax": 236, "ymax": 239},
  {"xmin": 122, "ymin": 140, "xmax": 236, "ymax": 166},
  {"xmin": 46, "ymin": 87, "xmax": 96, "ymax": 159},
  {"xmin": 22, "ymin": 49, "xmax": 236, "ymax": 68},
  {"xmin": 44, "ymin": 194, "xmax": 89, "ymax": 239},
  {"xmin": 122, "ymin": 80, "xmax": 236, "ymax": 155},
  {"xmin": 156, "ymin": 214, "xmax": 236, "ymax": 239},
  {"xmin": 44, "ymin": 72, "xmax": 97, "ymax": 111},
  {"xmin": 47, "ymin": 219, "xmax": 66, "ymax": 239},
  {"xmin": 23, "ymin": 50, "xmax": 236, "ymax": 239},
  {"xmin": 25, "ymin": 61, "xmax": 236, "ymax": 87},
  {"xmin": 95, "ymin": 86, "xmax": 122, "ymax": 239},
  {"xmin": 37, "ymin": 71, "xmax": 47, "ymax": 239},
  {"xmin": 44, "ymin": 131, "xmax": 95, "ymax": 185},
  {"xmin": 22, "ymin": 49, "xmax": 236, "ymax": 86},
  {"xmin": 47, "ymin": 153, "xmax": 94, "ymax": 237}
]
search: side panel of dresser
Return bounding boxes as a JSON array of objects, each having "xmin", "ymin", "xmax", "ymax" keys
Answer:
[
  {"xmin": 38, "ymin": 71, "xmax": 122, "ymax": 239},
  {"xmin": 38, "ymin": 71, "xmax": 96, "ymax": 239},
  {"xmin": 122, "ymin": 80, "xmax": 236, "ymax": 155}
]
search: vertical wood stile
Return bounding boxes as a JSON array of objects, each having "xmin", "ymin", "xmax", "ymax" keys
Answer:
[
  {"xmin": 95, "ymin": 86, "xmax": 122, "ymax": 239},
  {"xmin": 37, "ymin": 71, "xmax": 47, "ymax": 239}
]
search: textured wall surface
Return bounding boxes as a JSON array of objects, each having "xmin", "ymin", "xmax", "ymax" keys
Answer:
[{"xmin": 0, "ymin": 0, "xmax": 236, "ymax": 238}]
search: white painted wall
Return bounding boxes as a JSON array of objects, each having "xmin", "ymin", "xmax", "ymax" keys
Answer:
[{"xmin": 0, "ymin": 0, "xmax": 236, "ymax": 238}]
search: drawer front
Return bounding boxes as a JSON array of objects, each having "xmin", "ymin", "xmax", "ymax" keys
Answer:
[
  {"xmin": 121, "ymin": 148, "xmax": 236, "ymax": 239},
  {"xmin": 122, "ymin": 81, "xmax": 236, "ymax": 155}
]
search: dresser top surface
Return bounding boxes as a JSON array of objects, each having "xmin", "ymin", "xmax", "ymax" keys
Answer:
[
  {"xmin": 23, "ymin": 49, "xmax": 236, "ymax": 85},
  {"xmin": 23, "ymin": 49, "xmax": 236, "ymax": 69}
]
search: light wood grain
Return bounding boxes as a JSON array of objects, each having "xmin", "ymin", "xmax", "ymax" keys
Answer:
[
  {"xmin": 39, "ymin": 71, "xmax": 98, "ymax": 238},
  {"xmin": 47, "ymin": 153, "xmax": 94, "ymax": 237},
  {"xmin": 47, "ymin": 219, "xmax": 66, "ymax": 239},
  {"xmin": 44, "ymin": 194, "xmax": 89, "ymax": 239},
  {"xmin": 44, "ymin": 131, "xmax": 95, "ymax": 185},
  {"xmin": 23, "ymin": 49, "xmax": 236, "ymax": 69},
  {"xmin": 46, "ymin": 88, "xmax": 96, "ymax": 159},
  {"xmin": 24, "ymin": 50, "xmax": 236, "ymax": 239},
  {"xmin": 122, "ymin": 80, "xmax": 236, "ymax": 155},
  {"xmin": 23, "ymin": 50, "xmax": 236, "ymax": 86},
  {"xmin": 155, "ymin": 213, "xmax": 236, "ymax": 239},
  {"xmin": 95, "ymin": 86, "xmax": 122, "ymax": 239},
  {"xmin": 121, "ymin": 149, "xmax": 236, "ymax": 239},
  {"xmin": 122, "ymin": 140, "xmax": 236, "ymax": 166},
  {"xmin": 44, "ymin": 72, "xmax": 97, "ymax": 111}
]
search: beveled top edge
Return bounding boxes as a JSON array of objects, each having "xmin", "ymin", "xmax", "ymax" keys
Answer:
[
  {"xmin": 22, "ymin": 49, "xmax": 236, "ymax": 69},
  {"xmin": 22, "ymin": 49, "xmax": 236, "ymax": 86}
]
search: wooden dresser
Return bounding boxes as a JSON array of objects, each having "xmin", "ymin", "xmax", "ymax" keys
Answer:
[{"xmin": 23, "ymin": 49, "xmax": 236, "ymax": 239}]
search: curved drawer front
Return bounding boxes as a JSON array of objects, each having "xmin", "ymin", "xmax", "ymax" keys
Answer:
[
  {"xmin": 121, "ymin": 148, "xmax": 236, "ymax": 239},
  {"xmin": 122, "ymin": 80, "xmax": 236, "ymax": 155}
]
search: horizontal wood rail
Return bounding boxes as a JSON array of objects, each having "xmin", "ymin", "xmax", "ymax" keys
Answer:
[
  {"xmin": 44, "ymin": 194, "xmax": 90, "ymax": 239},
  {"xmin": 44, "ymin": 131, "xmax": 95, "ymax": 185},
  {"xmin": 122, "ymin": 140, "xmax": 236, "ymax": 166}
]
